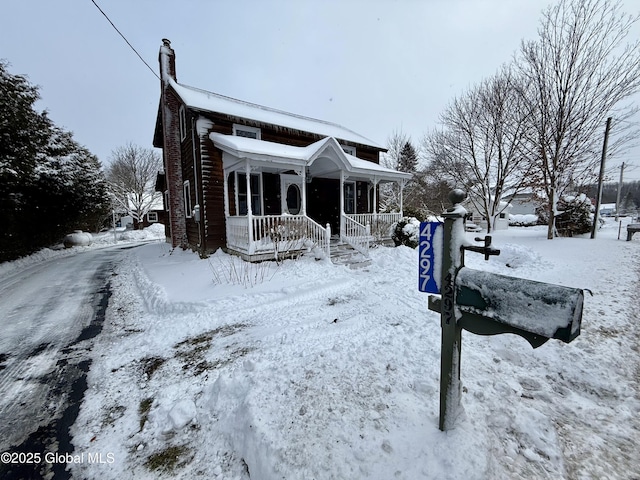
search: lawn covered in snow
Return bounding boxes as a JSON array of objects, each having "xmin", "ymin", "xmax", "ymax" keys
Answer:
[{"xmin": 65, "ymin": 219, "xmax": 639, "ymax": 479}]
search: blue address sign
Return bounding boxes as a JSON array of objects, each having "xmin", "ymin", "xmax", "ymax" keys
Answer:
[{"xmin": 418, "ymin": 222, "xmax": 443, "ymax": 293}]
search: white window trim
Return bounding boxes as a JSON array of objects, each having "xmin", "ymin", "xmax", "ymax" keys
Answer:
[
  {"xmin": 184, "ymin": 180, "xmax": 192, "ymax": 218},
  {"xmin": 179, "ymin": 105, "xmax": 187, "ymax": 141},
  {"xmin": 280, "ymin": 173, "xmax": 304, "ymax": 215},
  {"xmin": 344, "ymin": 181, "xmax": 356, "ymax": 214},
  {"xmin": 341, "ymin": 144, "xmax": 356, "ymax": 156},
  {"xmin": 234, "ymin": 172, "xmax": 263, "ymax": 216},
  {"xmin": 233, "ymin": 123, "xmax": 261, "ymax": 140},
  {"xmin": 147, "ymin": 211, "xmax": 158, "ymax": 223}
]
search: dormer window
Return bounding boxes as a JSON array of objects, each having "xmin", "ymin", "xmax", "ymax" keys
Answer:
[
  {"xmin": 233, "ymin": 124, "xmax": 261, "ymax": 140},
  {"xmin": 341, "ymin": 145, "xmax": 356, "ymax": 156}
]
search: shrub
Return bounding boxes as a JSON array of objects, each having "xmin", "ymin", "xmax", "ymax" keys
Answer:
[
  {"xmin": 391, "ymin": 217, "xmax": 420, "ymax": 248},
  {"xmin": 509, "ymin": 214, "xmax": 539, "ymax": 227},
  {"xmin": 555, "ymin": 194, "xmax": 594, "ymax": 236}
]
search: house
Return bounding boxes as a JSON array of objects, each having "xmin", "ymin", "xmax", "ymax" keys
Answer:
[
  {"xmin": 153, "ymin": 39, "xmax": 411, "ymax": 261},
  {"xmin": 509, "ymin": 192, "xmax": 539, "ymax": 216},
  {"xmin": 133, "ymin": 192, "xmax": 166, "ymax": 229},
  {"xmin": 465, "ymin": 191, "xmax": 513, "ymax": 231}
]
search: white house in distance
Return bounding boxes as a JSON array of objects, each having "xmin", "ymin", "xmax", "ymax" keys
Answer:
[{"xmin": 465, "ymin": 191, "xmax": 513, "ymax": 231}]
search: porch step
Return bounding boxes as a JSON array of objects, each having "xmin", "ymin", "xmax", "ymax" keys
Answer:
[{"xmin": 329, "ymin": 243, "xmax": 371, "ymax": 269}]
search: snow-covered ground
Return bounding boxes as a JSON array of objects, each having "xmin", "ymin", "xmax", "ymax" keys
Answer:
[{"xmin": 29, "ymin": 220, "xmax": 639, "ymax": 479}]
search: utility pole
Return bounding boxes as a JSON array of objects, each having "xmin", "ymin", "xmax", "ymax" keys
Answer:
[
  {"xmin": 591, "ymin": 117, "xmax": 612, "ymax": 239},
  {"xmin": 615, "ymin": 162, "xmax": 625, "ymax": 222}
]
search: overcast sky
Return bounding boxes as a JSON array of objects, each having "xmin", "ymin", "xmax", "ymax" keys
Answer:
[{"xmin": 1, "ymin": 0, "xmax": 639, "ymax": 180}]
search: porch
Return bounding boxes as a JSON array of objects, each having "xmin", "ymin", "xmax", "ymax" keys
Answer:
[
  {"xmin": 212, "ymin": 133, "xmax": 411, "ymax": 261},
  {"xmin": 225, "ymin": 212, "xmax": 403, "ymax": 262}
]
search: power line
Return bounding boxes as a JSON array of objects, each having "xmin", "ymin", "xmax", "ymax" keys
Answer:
[{"xmin": 90, "ymin": 0, "xmax": 160, "ymax": 81}]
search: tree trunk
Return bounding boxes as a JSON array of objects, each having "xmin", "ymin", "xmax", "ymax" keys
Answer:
[{"xmin": 547, "ymin": 208, "xmax": 555, "ymax": 239}]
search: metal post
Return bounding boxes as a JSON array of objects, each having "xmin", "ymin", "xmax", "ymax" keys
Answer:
[
  {"xmin": 439, "ymin": 189, "xmax": 467, "ymax": 431},
  {"xmin": 615, "ymin": 162, "xmax": 625, "ymax": 222}
]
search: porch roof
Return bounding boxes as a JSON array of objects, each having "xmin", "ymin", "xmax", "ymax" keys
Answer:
[{"xmin": 210, "ymin": 133, "xmax": 411, "ymax": 183}]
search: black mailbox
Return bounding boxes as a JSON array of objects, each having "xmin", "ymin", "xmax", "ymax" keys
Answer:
[{"xmin": 455, "ymin": 268, "xmax": 582, "ymax": 347}]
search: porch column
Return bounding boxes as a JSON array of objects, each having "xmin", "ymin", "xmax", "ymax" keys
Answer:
[
  {"xmin": 301, "ymin": 168, "xmax": 307, "ymax": 216},
  {"xmin": 246, "ymin": 159, "xmax": 254, "ymax": 254},
  {"xmin": 372, "ymin": 178, "xmax": 378, "ymax": 215},
  {"xmin": 340, "ymin": 170, "xmax": 345, "ymax": 237},
  {"xmin": 223, "ymin": 169, "xmax": 230, "ymax": 217},
  {"xmin": 399, "ymin": 180, "xmax": 405, "ymax": 217},
  {"xmin": 372, "ymin": 178, "xmax": 378, "ymax": 238}
]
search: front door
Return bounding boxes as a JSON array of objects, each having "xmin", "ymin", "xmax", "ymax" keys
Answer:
[
  {"xmin": 306, "ymin": 177, "xmax": 340, "ymax": 234},
  {"xmin": 280, "ymin": 173, "xmax": 303, "ymax": 215}
]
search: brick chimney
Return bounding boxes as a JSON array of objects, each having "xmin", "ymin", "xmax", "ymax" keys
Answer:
[
  {"xmin": 158, "ymin": 38, "xmax": 187, "ymax": 249},
  {"xmin": 159, "ymin": 38, "xmax": 176, "ymax": 82}
]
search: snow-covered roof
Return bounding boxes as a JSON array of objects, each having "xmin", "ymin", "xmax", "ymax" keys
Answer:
[
  {"xmin": 170, "ymin": 78, "xmax": 383, "ymax": 149},
  {"xmin": 210, "ymin": 133, "xmax": 410, "ymax": 183}
]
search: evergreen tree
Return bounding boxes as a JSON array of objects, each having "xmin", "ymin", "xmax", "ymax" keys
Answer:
[
  {"xmin": 0, "ymin": 61, "xmax": 109, "ymax": 261},
  {"xmin": 398, "ymin": 141, "xmax": 418, "ymax": 173}
]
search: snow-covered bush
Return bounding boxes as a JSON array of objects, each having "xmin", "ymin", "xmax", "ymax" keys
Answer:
[
  {"xmin": 509, "ymin": 214, "xmax": 539, "ymax": 227},
  {"xmin": 391, "ymin": 217, "xmax": 420, "ymax": 248},
  {"xmin": 535, "ymin": 194, "xmax": 595, "ymax": 236},
  {"xmin": 555, "ymin": 194, "xmax": 594, "ymax": 236}
]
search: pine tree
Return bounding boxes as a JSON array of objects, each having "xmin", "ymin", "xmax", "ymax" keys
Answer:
[
  {"xmin": 398, "ymin": 141, "xmax": 418, "ymax": 173},
  {"xmin": 0, "ymin": 61, "xmax": 110, "ymax": 261}
]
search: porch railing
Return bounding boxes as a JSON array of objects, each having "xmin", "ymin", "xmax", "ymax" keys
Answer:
[
  {"xmin": 346, "ymin": 213, "xmax": 401, "ymax": 240},
  {"xmin": 226, "ymin": 214, "xmax": 330, "ymax": 259},
  {"xmin": 226, "ymin": 216, "xmax": 250, "ymax": 252},
  {"xmin": 341, "ymin": 214, "xmax": 370, "ymax": 257}
]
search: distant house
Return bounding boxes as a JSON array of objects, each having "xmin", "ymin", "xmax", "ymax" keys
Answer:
[
  {"xmin": 509, "ymin": 192, "xmax": 539, "ymax": 216},
  {"xmin": 153, "ymin": 39, "xmax": 411, "ymax": 261},
  {"xmin": 133, "ymin": 192, "xmax": 166, "ymax": 229},
  {"xmin": 465, "ymin": 191, "xmax": 513, "ymax": 231}
]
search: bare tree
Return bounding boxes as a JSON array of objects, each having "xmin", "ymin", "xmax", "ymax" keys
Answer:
[
  {"xmin": 422, "ymin": 66, "xmax": 531, "ymax": 232},
  {"xmin": 106, "ymin": 143, "xmax": 163, "ymax": 229},
  {"xmin": 516, "ymin": 0, "xmax": 640, "ymax": 239}
]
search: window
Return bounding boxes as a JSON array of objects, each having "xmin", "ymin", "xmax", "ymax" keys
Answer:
[
  {"xmin": 236, "ymin": 173, "xmax": 262, "ymax": 215},
  {"xmin": 499, "ymin": 213, "xmax": 506, "ymax": 219},
  {"xmin": 183, "ymin": 180, "xmax": 192, "ymax": 217},
  {"xmin": 179, "ymin": 105, "xmax": 187, "ymax": 141},
  {"xmin": 164, "ymin": 191, "xmax": 169, "ymax": 211},
  {"xmin": 341, "ymin": 145, "xmax": 356, "ymax": 156},
  {"xmin": 233, "ymin": 123, "xmax": 261, "ymax": 140},
  {"xmin": 147, "ymin": 212, "xmax": 158, "ymax": 223},
  {"xmin": 344, "ymin": 182, "xmax": 355, "ymax": 214}
]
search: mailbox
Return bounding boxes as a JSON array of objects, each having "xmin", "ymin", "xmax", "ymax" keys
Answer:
[
  {"xmin": 423, "ymin": 189, "xmax": 585, "ymax": 431},
  {"xmin": 429, "ymin": 268, "xmax": 583, "ymax": 348}
]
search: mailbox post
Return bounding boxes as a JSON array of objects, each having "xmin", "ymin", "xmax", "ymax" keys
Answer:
[
  {"xmin": 424, "ymin": 190, "xmax": 584, "ymax": 431},
  {"xmin": 438, "ymin": 189, "xmax": 468, "ymax": 431}
]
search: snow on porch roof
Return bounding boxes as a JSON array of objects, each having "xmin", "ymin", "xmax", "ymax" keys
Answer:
[
  {"xmin": 210, "ymin": 133, "xmax": 411, "ymax": 182},
  {"xmin": 170, "ymin": 79, "xmax": 383, "ymax": 149}
]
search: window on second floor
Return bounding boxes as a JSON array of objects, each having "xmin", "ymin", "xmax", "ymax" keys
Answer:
[
  {"xmin": 233, "ymin": 124, "xmax": 261, "ymax": 140},
  {"xmin": 341, "ymin": 145, "xmax": 356, "ymax": 156}
]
